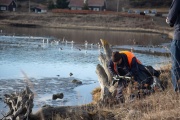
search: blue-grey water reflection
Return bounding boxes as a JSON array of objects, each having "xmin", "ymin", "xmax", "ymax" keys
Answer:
[
  {"xmin": 0, "ymin": 26, "xmax": 171, "ymax": 116},
  {"xmin": 0, "ymin": 36, "xmax": 99, "ymax": 79}
]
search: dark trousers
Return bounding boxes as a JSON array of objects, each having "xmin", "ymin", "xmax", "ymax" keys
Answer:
[
  {"xmin": 116, "ymin": 79, "xmax": 127, "ymax": 100},
  {"xmin": 171, "ymin": 40, "xmax": 180, "ymax": 92}
]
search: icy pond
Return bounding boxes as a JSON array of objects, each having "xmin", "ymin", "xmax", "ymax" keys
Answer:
[{"xmin": 0, "ymin": 26, "xmax": 171, "ymax": 116}]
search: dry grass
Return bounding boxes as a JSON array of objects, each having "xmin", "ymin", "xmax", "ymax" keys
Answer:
[
  {"xmin": 84, "ymin": 66, "xmax": 180, "ymax": 120},
  {"xmin": 91, "ymin": 87, "xmax": 101, "ymax": 104},
  {"xmin": 91, "ymin": 89, "xmax": 180, "ymax": 120},
  {"xmin": 0, "ymin": 11, "xmax": 171, "ymax": 32}
]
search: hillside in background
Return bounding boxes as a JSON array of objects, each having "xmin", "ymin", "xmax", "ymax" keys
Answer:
[{"xmin": 15, "ymin": 0, "xmax": 172, "ymax": 12}]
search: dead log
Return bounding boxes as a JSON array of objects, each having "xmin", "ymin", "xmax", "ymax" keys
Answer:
[
  {"xmin": 96, "ymin": 39, "xmax": 116, "ymax": 104},
  {"xmin": 2, "ymin": 86, "xmax": 34, "ymax": 120},
  {"xmin": 96, "ymin": 64, "xmax": 111, "ymax": 100},
  {"xmin": 99, "ymin": 39, "xmax": 113, "ymax": 84}
]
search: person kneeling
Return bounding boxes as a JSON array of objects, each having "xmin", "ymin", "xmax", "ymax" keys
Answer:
[{"xmin": 108, "ymin": 51, "xmax": 160, "ymax": 102}]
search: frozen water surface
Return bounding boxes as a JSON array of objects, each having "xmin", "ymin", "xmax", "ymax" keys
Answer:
[{"xmin": 0, "ymin": 27, "xmax": 171, "ymax": 117}]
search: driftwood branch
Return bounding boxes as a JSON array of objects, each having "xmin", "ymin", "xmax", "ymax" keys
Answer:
[
  {"xmin": 99, "ymin": 39, "xmax": 113, "ymax": 84},
  {"xmin": 100, "ymin": 39, "xmax": 112, "ymax": 61},
  {"xmin": 2, "ymin": 86, "xmax": 34, "ymax": 120},
  {"xmin": 96, "ymin": 39, "xmax": 116, "ymax": 103}
]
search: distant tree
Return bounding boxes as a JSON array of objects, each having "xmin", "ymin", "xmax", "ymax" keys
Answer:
[
  {"xmin": 17, "ymin": 4, "xmax": 22, "ymax": 8},
  {"xmin": 56, "ymin": 0, "xmax": 69, "ymax": 9},
  {"xmin": 48, "ymin": 0, "xmax": 56, "ymax": 10}
]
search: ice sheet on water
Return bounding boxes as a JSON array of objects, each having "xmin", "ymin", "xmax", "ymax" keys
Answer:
[
  {"xmin": 0, "ymin": 77, "xmax": 97, "ymax": 114},
  {"xmin": 0, "ymin": 34, "xmax": 171, "ymax": 115}
]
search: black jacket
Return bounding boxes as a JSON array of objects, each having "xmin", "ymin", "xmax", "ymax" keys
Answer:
[
  {"xmin": 108, "ymin": 53, "xmax": 139, "ymax": 80},
  {"xmin": 167, "ymin": 0, "xmax": 180, "ymax": 40}
]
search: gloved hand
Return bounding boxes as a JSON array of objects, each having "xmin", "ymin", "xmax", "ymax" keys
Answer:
[
  {"xmin": 111, "ymin": 75, "xmax": 118, "ymax": 85},
  {"xmin": 166, "ymin": 17, "xmax": 174, "ymax": 27},
  {"xmin": 113, "ymin": 74, "xmax": 118, "ymax": 79}
]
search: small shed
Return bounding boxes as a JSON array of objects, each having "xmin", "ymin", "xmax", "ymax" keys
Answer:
[
  {"xmin": 88, "ymin": 0, "xmax": 106, "ymax": 11},
  {"xmin": 0, "ymin": 0, "xmax": 16, "ymax": 11},
  {"xmin": 31, "ymin": 6, "xmax": 47, "ymax": 13},
  {"xmin": 68, "ymin": 0, "xmax": 84, "ymax": 10},
  {"xmin": 69, "ymin": 0, "xmax": 106, "ymax": 11}
]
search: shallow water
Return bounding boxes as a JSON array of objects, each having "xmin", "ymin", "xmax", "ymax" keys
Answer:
[{"xmin": 0, "ymin": 27, "xmax": 171, "ymax": 117}]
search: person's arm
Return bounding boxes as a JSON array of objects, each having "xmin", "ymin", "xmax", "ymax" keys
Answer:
[
  {"xmin": 166, "ymin": 0, "xmax": 180, "ymax": 27},
  {"xmin": 108, "ymin": 60, "xmax": 117, "ymax": 76}
]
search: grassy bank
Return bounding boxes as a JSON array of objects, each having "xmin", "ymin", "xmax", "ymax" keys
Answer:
[{"xmin": 0, "ymin": 11, "xmax": 173, "ymax": 35}]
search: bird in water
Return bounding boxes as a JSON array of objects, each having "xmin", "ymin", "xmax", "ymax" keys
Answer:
[
  {"xmin": 69, "ymin": 73, "xmax": 73, "ymax": 76},
  {"xmin": 77, "ymin": 48, "xmax": 81, "ymax": 51},
  {"xmin": 59, "ymin": 47, "xmax": 63, "ymax": 50},
  {"xmin": 57, "ymin": 75, "xmax": 60, "ymax": 79}
]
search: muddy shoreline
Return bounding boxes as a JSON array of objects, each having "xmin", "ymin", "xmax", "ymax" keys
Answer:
[{"xmin": 0, "ymin": 12, "xmax": 173, "ymax": 38}]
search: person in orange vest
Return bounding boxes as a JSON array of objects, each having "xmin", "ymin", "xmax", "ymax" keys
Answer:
[
  {"xmin": 108, "ymin": 51, "xmax": 152, "ymax": 102},
  {"xmin": 108, "ymin": 51, "xmax": 142, "ymax": 82}
]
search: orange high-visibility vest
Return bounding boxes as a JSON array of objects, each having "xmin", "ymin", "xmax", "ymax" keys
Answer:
[
  {"xmin": 113, "ymin": 51, "xmax": 141, "ymax": 74},
  {"xmin": 120, "ymin": 51, "xmax": 141, "ymax": 67}
]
